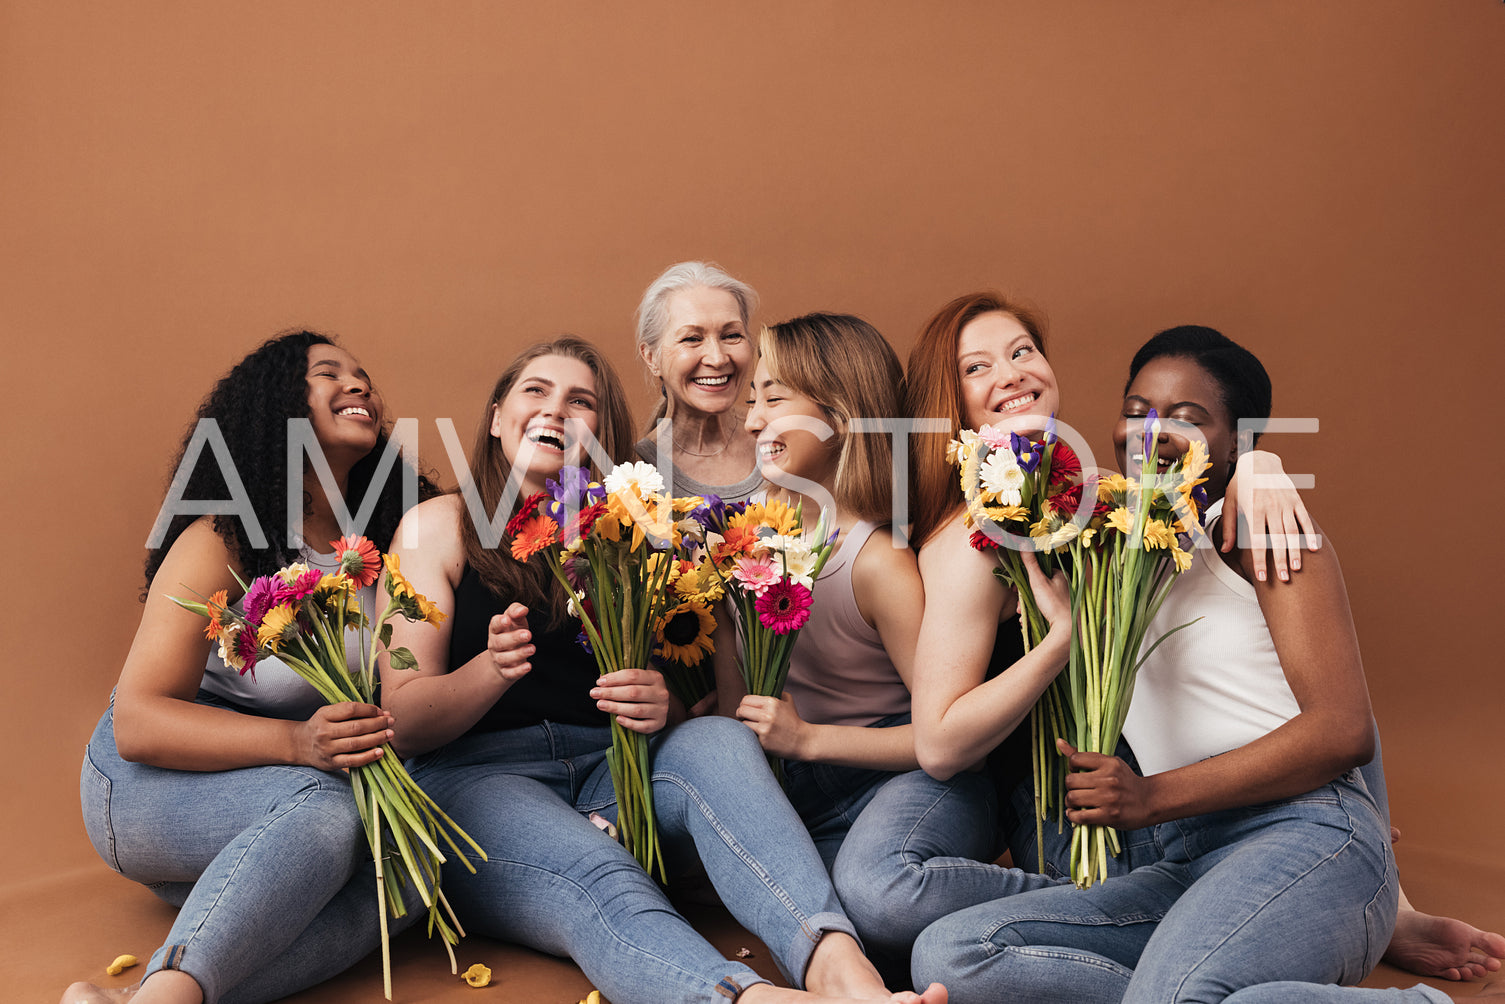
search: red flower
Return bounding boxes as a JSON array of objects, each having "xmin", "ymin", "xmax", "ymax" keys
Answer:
[
  {"xmin": 970, "ymin": 528, "xmax": 1003, "ymax": 552},
  {"xmin": 1047, "ymin": 441, "xmax": 1082, "ymax": 488},
  {"xmin": 755, "ymin": 580, "xmax": 814, "ymax": 635},
  {"xmin": 504, "ymin": 493, "xmax": 547, "ymax": 539},
  {"xmin": 562, "ymin": 500, "xmax": 608, "ymax": 545}
]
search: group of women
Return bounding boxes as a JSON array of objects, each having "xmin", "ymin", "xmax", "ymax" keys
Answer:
[{"xmin": 66, "ymin": 262, "xmax": 1504, "ymax": 1004}]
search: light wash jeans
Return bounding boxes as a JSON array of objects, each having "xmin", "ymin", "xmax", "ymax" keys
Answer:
[
  {"xmin": 407, "ymin": 714, "xmax": 860, "ymax": 1004},
  {"xmin": 912, "ymin": 768, "xmax": 1400, "ymax": 1003},
  {"xmin": 81, "ymin": 695, "xmax": 411, "ymax": 1004}
]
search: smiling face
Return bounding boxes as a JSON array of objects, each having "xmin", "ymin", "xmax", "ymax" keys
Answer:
[
  {"xmin": 744, "ymin": 358, "xmax": 841, "ymax": 491},
  {"xmin": 304, "ymin": 344, "xmax": 382, "ymax": 469},
  {"xmin": 956, "ymin": 311, "xmax": 1059, "ymax": 432},
  {"xmin": 1114, "ymin": 354, "xmax": 1238, "ymax": 499},
  {"xmin": 490, "ymin": 354, "xmax": 601, "ymax": 496},
  {"xmin": 642, "ymin": 285, "xmax": 753, "ymax": 420}
]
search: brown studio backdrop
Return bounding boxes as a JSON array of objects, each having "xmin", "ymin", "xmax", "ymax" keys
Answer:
[{"xmin": 2, "ymin": 0, "xmax": 1501, "ymax": 931}]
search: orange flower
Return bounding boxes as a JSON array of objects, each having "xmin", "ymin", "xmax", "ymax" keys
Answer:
[
  {"xmin": 509, "ymin": 514, "xmax": 560, "ymax": 561},
  {"xmin": 203, "ymin": 589, "xmax": 230, "ymax": 641},
  {"xmin": 711, "ymin": 524, "xmax": 760, "ymax": 565},
  {"xmin": 330, "ymin": 535, "xmax": 382, "ymax": 588}
]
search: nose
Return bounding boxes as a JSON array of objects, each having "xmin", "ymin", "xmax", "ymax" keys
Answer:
[
  {"xmin": 745, "ymin": 397, "xmax": 765, "ymax": 435},
  {"xmin": 345, "ymin": 372, "xmax": 371, "ymax": 395},
  {"xmin": 704, "ymin": 335, "xmax": 730, "ymax": 367}
]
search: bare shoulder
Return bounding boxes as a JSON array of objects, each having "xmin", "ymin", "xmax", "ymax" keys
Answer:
[
  {"xmin": 149, "ymin": 516, "xmax": 243, "ymax": 601},
  {"xmin": 392, "ymin": 494, "xmax": 466, "ymax": 584},
  {"xmin": 852, "ymin": 524, "xmax": 921, "ymax": 586}
]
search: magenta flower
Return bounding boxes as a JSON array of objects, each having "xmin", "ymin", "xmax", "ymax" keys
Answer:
[
  {"xmin": 274, "ymin": 568, "xmax": 324, "ymax": 607},
  {"xmin": 732, "ymin": 554, "xmax": 779, "ymax": 596},
  {"xmin": 755, "ymin": 580, "xmax": 813, "ymax": 635},
  {"xmin": 242, "ymin": 575, "xmax": 277, "ymax": 626}
]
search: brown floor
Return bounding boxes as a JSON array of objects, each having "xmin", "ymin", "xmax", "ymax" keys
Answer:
[{"xmin": 16, "ymin": 846, "xmax": 1502, "ymax": 1004}]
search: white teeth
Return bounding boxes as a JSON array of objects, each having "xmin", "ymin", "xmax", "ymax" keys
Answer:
[
  {"xmin": 527, "ymin": 427, "xmax": 568, "ymax": 450},
  {"xmin": 693, "ymin": 376, "xmax": 731, "ymax": 387},
  {"xmin": 337, "ymin": 407, "xmax": 371, "ymax": 418},
  {"xmin": 758, "ymin": 442, "xmax": 785, "ymax": 460},
  {"xmin": 997, "ymin": 394, "xmax": 1036, "ymax": 414}
]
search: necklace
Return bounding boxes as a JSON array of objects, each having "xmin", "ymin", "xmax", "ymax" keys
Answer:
[{"xmin": 672, "ymin": 437, "xmax": 727, "ymax": 458}]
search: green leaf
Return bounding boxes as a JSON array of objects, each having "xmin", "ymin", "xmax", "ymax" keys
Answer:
[
  {"xmin": 388, "ymin": 646, "xmax": 418, "ymax": 671},
  {"xmin": 378, "ymin": 621, "xmax": 394, "ymax": 648}
]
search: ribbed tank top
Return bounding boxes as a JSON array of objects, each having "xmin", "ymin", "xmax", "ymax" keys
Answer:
[
  {"xmin": 783, "ymin": 520, "xmax": 912, "ymax": 728},
  {"xmin": 1121, "ymin": 500, "xmax": 1301, "ymax": 776}
]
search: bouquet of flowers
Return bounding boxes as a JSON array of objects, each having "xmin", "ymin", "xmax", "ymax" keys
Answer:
[
  {"xmin": 698, "ymin": 497, "xmax": 838, "ymax": 778},
  {"xmin": 952, "ymin": 419, "xmax": 1084, "ymax": 870},
  {"xmin": 173, "ymin": 535, "xmax": 487, "ymax": 1000},
  {"xmin": 508, "ymin": 462, "xmax": 703, "ymax": 882},
  {"xmin": 1055, "ymin": 413, "xmax": 1208, "ymax": 886},
  {"xmin": 954, "ymin": 413, "xmax": 1209, "ymax": 887}
]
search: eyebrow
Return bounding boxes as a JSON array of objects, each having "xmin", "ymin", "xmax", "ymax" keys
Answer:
[{"xmin": 1125, "ymin": 394, "xmax": 1211, "ymax": 413}]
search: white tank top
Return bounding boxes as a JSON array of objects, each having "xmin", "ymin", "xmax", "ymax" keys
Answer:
[
  {"xmin": 199, "ymin": 549, "xmax": 376, "ymax": 720},
  {"xmin": 1120, "ymin": 501, "xmax": 1301, "ymax": 777}
]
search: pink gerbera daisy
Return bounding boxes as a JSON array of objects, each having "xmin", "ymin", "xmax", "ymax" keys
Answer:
[
  {"xmin": 732, "ymin": 554, "xmax": 779, "ymax": 596},
  {"xmin": 755, "ymin": 580, "xmax": 813, "ymax": 635}
]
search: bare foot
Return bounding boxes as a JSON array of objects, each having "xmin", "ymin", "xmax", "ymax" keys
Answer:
[
  {"xmin": 59, "ymin": 983, "xmax": 136, "ymax": 1004},
  {"xmin": 1384, "ymin": 910, "xmax": 1505, "ymax": 981}
]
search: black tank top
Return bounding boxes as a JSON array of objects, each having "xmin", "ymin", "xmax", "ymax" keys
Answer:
[{"xmin": 446, "ymin": 566, "xmax": 603, "ymax": 733}]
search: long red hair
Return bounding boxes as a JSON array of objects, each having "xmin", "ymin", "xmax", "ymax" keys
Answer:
[{"xmin": 902, "ymin": 291, "xmax": 1049, "ymax": 549}]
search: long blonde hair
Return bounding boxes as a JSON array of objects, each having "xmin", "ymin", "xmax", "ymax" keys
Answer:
[{"xmin": 758, "ymin": 313, "xmax": 904, "ymax": 524}]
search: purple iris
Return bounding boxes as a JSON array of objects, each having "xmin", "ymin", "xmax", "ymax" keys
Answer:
[
  {"xmin": 1142, "ymin": 408, "xmax": 1160, "ymax": 468},
  {"xmin": 1010, "ymin": 431, "xmax": 1041, "ymax": 473},
  {"xmin": 1191, "ymin": 484, "xmax": 1210, "ymax": 522},
  {"xmin": 1044, "ymin": 413, "xmax": 1058, "ymax": 446},
  {"xmin": 545, "ymin": 466, "xmax": 603, "ymax": 521},
  {"xmin": 690, "ymin": 493, "xmax": 728, "ymax": 531}
]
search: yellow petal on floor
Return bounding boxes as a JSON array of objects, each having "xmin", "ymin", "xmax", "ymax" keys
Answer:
[
  {"xmin": 461, "ymin": 963, "xmax": 491, "ymax": 987},
  {"xmin": 105, "ymin": 954, "xmax": 138, "ymax": 976},
  {"xmin": 578, "ymin": 991, "xmax": 602, "ymax": 1004}
]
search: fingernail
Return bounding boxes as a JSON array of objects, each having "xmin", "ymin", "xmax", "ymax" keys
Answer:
[
  {"xmin": 385, "ymin": 729, "xmax": 394, "ymax": 739},
  {"xmin": 1279, "ymin": 571, "xmax": 1288, "ymax": 582},
  {"xmin": 1292, "ymin": 558, "xmax": 1302, "ymax": 570},
  {"xmin": 1256, "ymin": 570, "xmax": 1265, "ymax": 581}
]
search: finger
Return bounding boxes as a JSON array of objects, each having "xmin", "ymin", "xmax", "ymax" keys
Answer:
[
  {"xmin": 333, "ymin": 746, "xmax": 386, "ymax": 770},
  {"xmin": 1219, "ymin": 493, "xmax": 1239, "ymax": 552},
  {"xmin": 1281, "ymin": 506, "xmax": 1304, "ymax": 574},
  {"xmin": 1295, "ymin": 501, "xmax": 1320, "ymax": 551},
  {"xmin": 1248, "ymin": 516, "xmax": 1269, "ymax": 582},
  {"xmin": 1054, "ymin": 738, "xmax": 1078, "ymax": 758},
  {"xmin": 490, "ymin": 626, "xmax": 532, "ymax": 650},
  {"xmin": 505, "ymin": 602, "xmax": 530, "ymax": 625},
  {"xmin": 616, "ymin": 713, "xmax": 663, "ymax": 734},
  {"xmin": 321, "ymin": 701, "xmax": 383, "ymax": 721},
  {"xmin": 1268, "ymin": 523, "xmax": 1289, "ymax": 583}
]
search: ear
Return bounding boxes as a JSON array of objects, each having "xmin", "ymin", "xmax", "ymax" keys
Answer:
[
  {"xmin": 638, "ymin": 341, "xmax": 660, "ymax": 378},
  {"xmin": 488, "ymin": 402, "xmax": 504, "ymax": 439}
]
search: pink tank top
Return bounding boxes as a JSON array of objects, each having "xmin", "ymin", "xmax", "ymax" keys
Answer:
[{"xmin": 784, "ymin": 520, "xmax": 912, "ymax": 727}]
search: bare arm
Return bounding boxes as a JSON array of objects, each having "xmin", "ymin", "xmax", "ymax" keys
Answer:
[
  {"xmin": 911, "ymin": 515, "xmax": 1071, "ymax": 780},
  {"xmin": 113, "ymin": 518, "xmax": 392, "ymax": 772},
  {"xmin": 1063, "ymin": 519, "xmax": 1374, "ymax": 829},
  {"xmin": 379, "ymin": 497, "xmax": 534, "ymax": 757}
]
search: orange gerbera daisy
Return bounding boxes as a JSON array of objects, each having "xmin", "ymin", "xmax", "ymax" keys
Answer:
[
  {"xmin": 510, "ymin": 514, "xmax": 560, "ymax": 561},
  {"xmin": 330, "ymin": 535, "xmax": 382, "ymax": 588},
  {"xmin": 203, "ymin": 589, "xmax": 230, "ymax": 641}
]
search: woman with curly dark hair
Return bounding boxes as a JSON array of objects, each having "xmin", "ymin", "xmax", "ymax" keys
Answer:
[{"xmin": 65, "ymin": 331, "xmax": 437, "ymax": 1004}]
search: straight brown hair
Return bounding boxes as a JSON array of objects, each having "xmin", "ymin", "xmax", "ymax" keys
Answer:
[{"xmin": 459, "ymin": 336, "xmax": 635, "ymax": 627}]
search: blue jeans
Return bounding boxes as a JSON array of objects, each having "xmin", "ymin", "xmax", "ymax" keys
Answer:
[
  {"xmin": 81, "ymin": 696, "xmax": 410, "ymax": 1004},
  {"xmin": 407, "ymin": 715, "xmax": 859, "ymax": 1004},
  {"xmin": 913, "ymin": 769, "xmax": 1399, "ymax": 1003}
]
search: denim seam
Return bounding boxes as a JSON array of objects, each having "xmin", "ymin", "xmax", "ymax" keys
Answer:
[
  {"xmin": 989, "ymin": 943, "xmax": 1136, "ymax": 978},
  {"xmin": 492, "ymin": 856, "xmax": 758, "ymax": 997},
  {"xmin": 1167, "ymin": 802, "xmax": 1358, "ymax": 1001},
  {"xmin": 81, "ymin": 745, "xmax": 120, "ymax": 872}
]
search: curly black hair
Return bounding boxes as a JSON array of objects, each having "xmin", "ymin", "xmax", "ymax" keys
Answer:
[{"xmin": 143, "ymin": 330, "xmax": 439, "ymax": 596}]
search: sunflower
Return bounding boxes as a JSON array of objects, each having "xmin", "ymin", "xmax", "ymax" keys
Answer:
[{"xmin": 654, "ymin": 601, "xmax": 716, "ymax": 665}]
